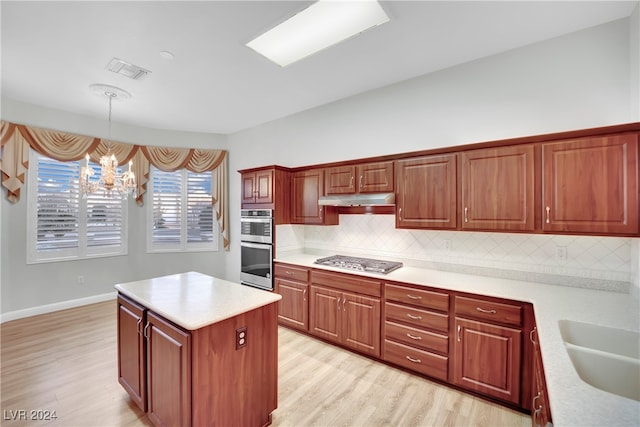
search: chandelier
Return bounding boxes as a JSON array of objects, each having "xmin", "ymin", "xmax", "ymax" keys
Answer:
[{"xmin": 80, "ymin": 85, "xmax": 136, "ymax": 199}]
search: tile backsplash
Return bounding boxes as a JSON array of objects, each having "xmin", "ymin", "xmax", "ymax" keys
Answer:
[{"xmin": 276, "ymin": 214, "xmax": 634, "ymax": 293}]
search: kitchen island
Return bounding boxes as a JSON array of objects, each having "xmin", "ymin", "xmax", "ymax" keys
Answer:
[{"xmin": 115, "ymin": 271, "xmax": 282, "ymax": 427}]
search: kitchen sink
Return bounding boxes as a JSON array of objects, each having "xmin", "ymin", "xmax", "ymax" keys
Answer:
[{"xmin": 558, "ymin": 320, "xmax": 640, "ymax": 401}]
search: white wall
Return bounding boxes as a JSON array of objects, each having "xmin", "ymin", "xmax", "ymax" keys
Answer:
[
  {"xmin": 2, "ymin": 15, "xmax": 638, "ymax": 317},
  {"xmin": 225, "ymin": 18, "xmax": 637, "ymax": 287}
]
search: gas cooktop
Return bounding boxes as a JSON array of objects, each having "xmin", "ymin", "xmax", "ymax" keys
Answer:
[{"xmin": 314, "ymin": 255, "xmax": 403, "ymax": 274}]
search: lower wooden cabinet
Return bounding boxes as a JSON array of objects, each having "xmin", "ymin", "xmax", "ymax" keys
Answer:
[
  {"xmin": 146, "ymin": 311, "xmax": 192, "ymax": 427},
  {"xmin": 383, "ymin": 282, "xmax": 450, "ymax": 381},
  {"xmin": 274, "ymin": 263, "xmax": 310, "ymax": 331},
  {"xmin": 452, "ymin": 317, "xmax": 522, "ymax": 404},
  {"xmin": 309, "ymin": 285, "xmax": 381, "ymax": 357},
  {"xmin": 117, "ymin": 293, "xmax": 278, "ymax": 427},
  {"xmin": 531, "ymin": 327, "xmax": 552, "ymax": 426},
  {"xmin": 117, "ymin": 295, "xmax": 147, "ymax": 412},
  {"xmin": 308, "ymin": 270, "xmax": 382, "ymax": 357}
]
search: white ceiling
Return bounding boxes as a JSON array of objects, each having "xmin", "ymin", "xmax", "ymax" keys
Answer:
[{"xmin": 1, "ymin": 1, "xmax": 637, "ymax": 135}]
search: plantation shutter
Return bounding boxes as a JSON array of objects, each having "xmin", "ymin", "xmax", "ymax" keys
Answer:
[
  {"xmin": 86, "ymin": 163, "xmax": 125, "ymax": 250},
  {"xmin": 151, "ymin": 169, "xmax": 182, "ymax": 245},
  {"xmin": 36, "ymin": 157, "xmax": 79, "ymax": 251},
  {"xmin": 187, "ymin": 172, "xmax": 213, "ymax": 244}
]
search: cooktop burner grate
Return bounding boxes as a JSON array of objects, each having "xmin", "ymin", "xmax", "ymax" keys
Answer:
[{"xmin": 314, "ymin": 255, "xmax": 403, "ymax": 274}]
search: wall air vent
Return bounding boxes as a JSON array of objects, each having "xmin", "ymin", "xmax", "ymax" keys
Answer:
[{"xmin": 105, "ymin": 57, "xmax": 151, "ymax": 80}]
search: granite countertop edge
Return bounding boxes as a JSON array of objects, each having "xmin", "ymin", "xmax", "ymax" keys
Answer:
[{"xmin": 114, "ymin": 271, "xmax": 282, "ymax": 331}]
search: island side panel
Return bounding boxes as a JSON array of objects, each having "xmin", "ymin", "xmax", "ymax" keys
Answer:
[{"xmin": 191, "ymin": 301, "xmax": 278, "ymax": 427}]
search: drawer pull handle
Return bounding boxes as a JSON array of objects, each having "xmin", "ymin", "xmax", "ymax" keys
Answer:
[
  {"xmin": 406, "ymin": 333, "xmax": 422, "ymax": 340},
  {"xmin": 406, "ymin": 294, "xmax": 422, "ymax": 300},
  {"xmin": 406, "ymin": 313, "xmax": 422, "ymax": 320},
  {"xmin": 476, "ymin": 307, "xmax": 497, "ymax": 314},
  {"xmin": 285, "ymin": 271, "xmax": 294, "ymax": 275},
  {"xmin": 405, "ymin": 355, "xmax": 421, "ymax": 363},
  {"xmin": 545, "ymin": 206, "xmax": 551, "ymax": 224}
]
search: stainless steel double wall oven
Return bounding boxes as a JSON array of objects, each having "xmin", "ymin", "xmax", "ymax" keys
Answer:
[{"xmin": 240, "ymin": 209, "xmax": 273, "ymax": 290}]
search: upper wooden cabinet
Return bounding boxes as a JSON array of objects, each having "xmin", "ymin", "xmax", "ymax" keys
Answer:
[
  {"xmin": 239, "ymin": 166, "xmax": 291, "ymax": 224},
  {"xmin": 542, "ymin": 133, "xmax": 638, "ymax": 235},
  {"xmin": 461, "ymin": 145, "xmax": 535, "ymax": 231},
  {"xmin": 325, "ymin": 161, "xmax": 394, "ymax": 194},
  {"xmin": 395, "ymin": 154, "xmax": 457, "ymax": 229},
  {"xmin": 291, "ymin": 169, "xmax": 338, "ymax": 225}
]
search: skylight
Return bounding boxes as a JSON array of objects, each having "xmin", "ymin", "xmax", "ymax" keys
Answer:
[{"xmin": 246, "ymin": 0, "xmax": 390, "ymax": 67}]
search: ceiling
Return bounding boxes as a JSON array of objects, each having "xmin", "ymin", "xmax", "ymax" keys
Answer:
[{"xmin": 1, "ymin": 1, "xmax": 637, "ymax": 135}]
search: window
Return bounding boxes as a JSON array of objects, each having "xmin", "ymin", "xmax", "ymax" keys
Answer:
[
  {"xmin": 27, "ymin": 151, "xmax": 128, "ymax": 263},
  {"xmin": 147, "ymin": 167, "xmax": 218, "ymax": 252}
]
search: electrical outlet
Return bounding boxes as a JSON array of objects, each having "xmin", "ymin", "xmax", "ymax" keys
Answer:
[
  {"xmin": 236, "ymin": 327, "xmax": 247, "ymax": 350},
  {"xmin": 555, "ymin": 246, "xmax": 567, "ymax": 261},
  {"xmin": 77, "ymin": 275, "xmax": 85, "ymax": 285}
]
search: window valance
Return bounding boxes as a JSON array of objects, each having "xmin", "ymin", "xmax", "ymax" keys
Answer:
[{"xmin": 0, "ymin": 120, "xmax": 229, "ymax": 250}]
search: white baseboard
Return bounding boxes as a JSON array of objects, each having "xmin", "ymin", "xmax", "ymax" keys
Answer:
[{"xmin": 0, "ymin": 292, "xmax": 117, "ymax": 323}]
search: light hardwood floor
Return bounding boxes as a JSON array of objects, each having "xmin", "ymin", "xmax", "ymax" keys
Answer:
[{"xmin": 1, "ymin": 301, "xmax": 530, "ymax": 427}]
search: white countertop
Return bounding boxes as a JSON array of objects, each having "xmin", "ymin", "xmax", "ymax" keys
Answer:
[
  {"xmin": 275, "ymin": 253, "xmax": 640, "ymax": 427},
  {"xmin": 114, "ymin": 271, "xmax": 281, "ymax": 331}
]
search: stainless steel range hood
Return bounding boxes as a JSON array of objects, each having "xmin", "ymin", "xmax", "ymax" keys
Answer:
[{"xmin": 317, "ymin": 193, "xmax": 395, "ymax": 207}]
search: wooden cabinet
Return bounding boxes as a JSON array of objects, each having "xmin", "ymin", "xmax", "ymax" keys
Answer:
[
  {"xmin": 325, "ymin": 161, "xmax": 394, "ymax": 194},
  {"xmin": 116, "ymin": 292, "xmax": 278, "ymax": 427},
  {"xmin": 309, "ymin": 270, "xmax": 381, "ymax": 357},
  {"xmin": 274, "ymin": 263, "xmax": 309, "ymax": 331},
  {"xmin": 452, "ymin": 295, "xmax": 523, "ymax": 405},
  {"xmin": 461, "ymin": 145, "xmax": 535, "ymax": 231},
  {"xmin": 239, "ymin": 166, "xmax": 291, "ymax": 224},
  {"xmin": 291, "ymin": 168, "xmax": 338, "ymax": 225},
  {"xmin": 530, "ymin": 326, "xmax": 552, "ymax": 427},
  {"xmin": 382, "ymin": 283, "xmax": 450, "ymax": 381},
  {"xmin": 117, "ymin": 295, "xmax": 147, "ymax": 412},
  {"xmin": 542, "ymin": 133, "xmax": 638, "ymax": 235},
  {"xmin": 146, "ymin": 311, "xmax": 192, "ymax": 427},
  {"xmin": 396, "ymin": 154, "xmax": 457, "ymax": 229}
]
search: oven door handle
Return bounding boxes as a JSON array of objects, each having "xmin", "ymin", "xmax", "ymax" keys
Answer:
[
  {"xmin": 241, "ymin": 217, "xmax": 272, "ymax": 224},
  {"xmin": 240, "ymin": 241, "xmax": 272, "ymax": 249}
]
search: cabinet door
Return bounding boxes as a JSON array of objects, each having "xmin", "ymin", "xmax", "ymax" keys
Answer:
[
  {"xmin": 117, "ymin": 295, "xmax": 147, "ymax": 412},
  {"xmin": 255, "ymin": 169, "xmax": 274, "ymax": 204},
  {"xmin": 241, "ymin": 172, "xmax": 258, "ymax": 204},
  {"xmin": 542, "ymin": 134, "xmax": 638, "ymax": 234},
  {"xmin": 275, "ymin": 278, "xmax": 308, "ymax": 331},
  {"xmin": 291, "ymin": 169, "xmax": 338, "ymax": 224},
  {"xmin": 146, "ymin": 312, "xmax": 192, "ymax": 427},
  {"xmin": 453, "ymin": 317, "xmax": 522, "ymax": 405},
  {"xmin": 531, "ymin": 328, "xmax": 552, "ymax": 426},
  {"xmin": 358, "ymin": 161, "xmax": 394, "ymax": 193},
  {"xmin": 309, "ymin": 285, "xmax": 342, "ymax": 344},
  {"xmin": 461, "ymin": 145, "xmax": 534, "ymax": 231},
  {"xmin": 241, "ymin": 170, "xmax": 274, "ymax": 205},
  {"xmin": 396, "ymin": 154, "xmax": 457, "ymax": 229},
  {"xmin": 325, "ymin": 165, "xmax": 356, "ymax": 194},
  {"xmin": 343, "ymin": 292, "xmax": 381, "ymax": 357}
]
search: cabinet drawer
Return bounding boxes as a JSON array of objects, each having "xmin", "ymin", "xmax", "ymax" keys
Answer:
[
  {"xmin": 384, "ymin": 340, "xmax": 448, "ymax": 381},
  {"xmin": 274, "ymin": 263, "xmax": 308, "ymax": 282},
  {"xmin": 385, "ymin": 283, "xmax": 449, "ymax": 312},
  {"xmin": 310, "ymin": 270, "xmax": 381, "ymax": 298},
  {"xmin": 454, "ymin": 296, "xmax": 522, "ymax": 327},
  {"xmin": 385, "ymin": 302, "xmax": 449, "ymax": 333},
  {"xmin": 384, "ymin": 321, "xmax": 448, "ymax": 355}
]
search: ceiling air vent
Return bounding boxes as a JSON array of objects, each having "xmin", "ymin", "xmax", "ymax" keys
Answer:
[{"xmin": 105, "ymin": 57, "xmax": 151, "ymax": 80}]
